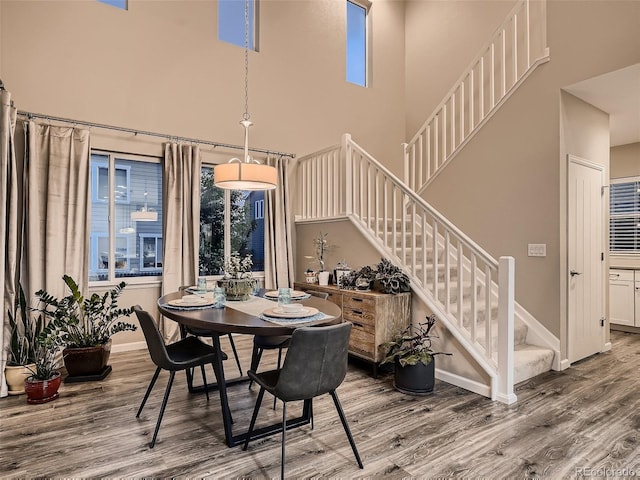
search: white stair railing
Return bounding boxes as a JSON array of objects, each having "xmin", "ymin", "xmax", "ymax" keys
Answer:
[
  {"xmin": 296, "ymin": 134, "xmax": 517, "ymax": 403},
  {"xmin": 404, "ymin": 0, "xmax": 549, "ymax": 194}
]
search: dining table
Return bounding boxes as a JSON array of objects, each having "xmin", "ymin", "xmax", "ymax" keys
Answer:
[{"xmin": 157, "ymin": 289, "xmax": 343, "ymax": 447}]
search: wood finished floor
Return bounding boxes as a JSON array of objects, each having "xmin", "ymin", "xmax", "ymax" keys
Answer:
[{"xmin": 1, "ymin": 331, "xmax": 639, "ymax": 479}]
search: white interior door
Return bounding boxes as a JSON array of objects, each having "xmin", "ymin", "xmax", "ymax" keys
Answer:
[{"xmin": 568, "ymin": 155, "xmax": 605, "ymax": 363}]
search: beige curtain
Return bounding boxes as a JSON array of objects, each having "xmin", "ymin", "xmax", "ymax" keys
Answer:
[
  {"xmin": 264, "ymin": 155, "xmax": 296, "ymax": 290},
  {"xmin": 23, "ymin": 121, "xmax": 91, "ymax": 301},
  {"xmin": 0, "ymin": 89, "xmax": 18, "ymax": 397},
  {"xmin": 161, "ymin": 143, "xmax": 201, "ymax": 341}
]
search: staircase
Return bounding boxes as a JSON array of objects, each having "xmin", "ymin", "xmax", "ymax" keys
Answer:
[
  {"xmin": 295, "ymin": 135, "xmax": 558, "ymax": 404},
  {"xmin": 293, "ymin": 0, "xmax": 555, "ymax": 403},
  {"xmin": 404, "ymin": 0, "xmax": 550, "ymax": 194}
]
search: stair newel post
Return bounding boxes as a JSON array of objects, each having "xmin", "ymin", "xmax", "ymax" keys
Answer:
[
  {"xmin": 342, "ymin": 133, "xmax": 353, "ymax": 216},
  {"xmin": 497, "ymin": 256, "xmax": 517, "ymax": 404}
]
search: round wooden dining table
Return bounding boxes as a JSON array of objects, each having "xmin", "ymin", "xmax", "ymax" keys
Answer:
[{"xmin": 157, "ymin": 290, "xmax": 343, "ymax": 448}]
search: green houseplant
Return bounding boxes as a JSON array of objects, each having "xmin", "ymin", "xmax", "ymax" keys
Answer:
[
  {"xmin": 375, "ymin": 258, "xmax": 411, "ymax": 295},
  {"xmin": 219, "ymin": 252, "xmax": 256, "ymax": 301},
  {"xmin": 24, "ymin": 328, "xmax": 62, "ymax": 404},
  {"xmin": 4, "ymin": 284, "xmax": 45, "ymax": 395},
  {"xmin": 35, "ymin": 275, "xmax": 136, "ymax": 380},
  {"xmin": 381, "ymin": 314, "xmax": 451, "ymax": 395}
]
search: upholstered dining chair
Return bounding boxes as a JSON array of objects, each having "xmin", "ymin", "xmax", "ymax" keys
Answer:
[
  {"xmin": 178, "ymin": 285, "xmax": 243, "ymax": 376},
  {"xmin": 243, "ymin": 322, "xmax": 363, "ymax": 479},
  {"xmin": 134, "ymin": 305, "xmax": 228, "ymax": 448},
  {"xmin": 249, "ymin": 290, "xmax": 331, "ymax": 406}
]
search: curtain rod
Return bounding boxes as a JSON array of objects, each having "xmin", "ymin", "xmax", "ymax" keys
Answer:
[{"xmin": 17, "ymin": 110, "xmax": 296, "ymax": 158}]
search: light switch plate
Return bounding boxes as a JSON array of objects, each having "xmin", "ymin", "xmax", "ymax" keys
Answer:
[{"xmin": 528, "ymin": 244, "xmax": 546, "ymax": 257}]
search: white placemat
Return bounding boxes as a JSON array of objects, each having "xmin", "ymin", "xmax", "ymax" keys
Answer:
[{"xmin": 224, "ymin": 296, "xmax": 276, "ymax": 317}]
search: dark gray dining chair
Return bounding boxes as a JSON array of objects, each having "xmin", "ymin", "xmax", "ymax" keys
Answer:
[
  {"xmin": 134, "ymin": 305, "xmax": 228, "ymax": 448},
  {"xmin": 249, "ymin": 289, "xmax": 331, "ymax": 409},
  {"xmin": 243, "ymin": 322, "xmax": 363, "ymax": 479},
  {"xmin": 179, "ymin": 285, "xmax": 243, "ymax": 376}
]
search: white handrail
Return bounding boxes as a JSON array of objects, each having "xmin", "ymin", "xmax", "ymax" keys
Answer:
[
  {"xmin": 297, "ymin": 134, "xmax": 517, "ymax": 402},
  {"xmin": 404, "ymin": 0, "xmax": 549, "ymax": 194}
]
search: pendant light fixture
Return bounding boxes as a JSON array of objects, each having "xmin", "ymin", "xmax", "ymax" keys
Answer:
[
  {"xmin": 214, "ymin": 0, "xmax": 277, "ymax": 191},
  {"xmin": 131, "ymin": 190, "xmax": 158, "ymax": 222}
]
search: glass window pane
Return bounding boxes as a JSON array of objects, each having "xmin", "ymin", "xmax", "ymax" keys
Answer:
[
  {"xmin": 347, "ymin": 1, "xmax": 367, "ymax": 87},
  {"xmin": 89, "ymin": 153, "xmax": 163, "ymax": 282},
  {"xmin": 219, "ymin": 0, "xmax": 255, "ymax": 50},
  {"xmin": 200, "ymin": 167, "xmax": 225, "ymax": 275},
  {"xmin": 98, "ymin": 0, "xmax": 127, "ymax": 10}
]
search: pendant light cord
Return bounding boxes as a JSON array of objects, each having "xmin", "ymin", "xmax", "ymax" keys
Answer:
[{"xmin": 243, "ymin": 0, "xmax": 250, "ymax": 122}]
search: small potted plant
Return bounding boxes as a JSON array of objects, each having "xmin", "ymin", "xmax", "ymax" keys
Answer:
[
  {"xmin": 219, "ymin": 252, "xmax": 256, "ymax": 301},
  {"xmin": 381, "ymin": 314, "xmax": 451, "ymax": 395},
  {"xmin": 24, "ymin": 330, "xmax": 62, "ymax": 404},
  {"xmin": 375, "ymin": 258, "xmax": 411, "ymax": 294},
  {"xmin": 34, "ymin": 275, "xmax": 136, "ymax": 381},
  {"xmin": 4, "ymin": 284, "xmax": 44, "ymax": 395}
]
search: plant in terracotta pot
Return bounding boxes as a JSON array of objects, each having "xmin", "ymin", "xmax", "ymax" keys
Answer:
[
  {"xmin": 4, "ymin": 284, "xmax": 45, "ymax": 395},
  {"xmin": 381, "ymin": 314, "xmax": 451, "ymax": 395},
  {"xmin": 24, "ymin": 330, "xmax": 62, "ymax": 404},
  {"xmin": 219, "ymin": 252, "xmax": 256, "ymax": 301},
  {"xmin": 34, "ymin": 275, "xmax": 136, "ymax": 381}
]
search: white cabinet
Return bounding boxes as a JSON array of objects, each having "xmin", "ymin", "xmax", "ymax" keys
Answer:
[{"xmin": 609, "ymin": 269, "xmax": 635, "ymax": 326}]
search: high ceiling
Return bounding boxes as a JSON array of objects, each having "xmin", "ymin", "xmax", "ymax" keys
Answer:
[{"xmin": 564, "ymin": 63, "xmax": 640, "ymax": 147}]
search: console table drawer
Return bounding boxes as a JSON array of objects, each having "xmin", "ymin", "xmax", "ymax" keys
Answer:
[
  {"xmin": 343, "ymin": 307, "xmax": 376, "ymax": 327},
  {"xmin": 349, "ymin": 325, "xmax": 375, "ymax": 356},
  {"xmin": 342, "ymin": 294, "xmax": 375, "ymax": 312}
]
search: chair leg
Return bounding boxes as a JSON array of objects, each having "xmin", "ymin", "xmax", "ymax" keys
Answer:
[
  {"xmin": 150, "ymin": 371, "xmax": 176, "ymax": 449},
  {"xmin": 273, "ymin": 347, "xmax": 284, "ymax": 410},
  {"xmin": 281, "ymin": 401, "xmax": 287, "ymax": 480},
  {"xmin": 137, "ymin": 366, "xmax": 161, "ymax": 418},
  {"xmin": 248, "ymin": 346, "xmax": 263, "ymax": 389},
  {"xmin": 309, "ymin": 398, "xmax": 314, "ymax": 430},
  {"xmin": 227, "ymin": 333, "xmax": 243, "ymax": 376},
  {"xmin": 329, "ymin": 390, "xmax": 363, "ymax": 469},
  {"xmin": 243, "ymin": 386, "xmax": 266, "ymax": 451},
  {"xmin": 200, "ymin": 364, "xmax": 210, "ymax": 402}
]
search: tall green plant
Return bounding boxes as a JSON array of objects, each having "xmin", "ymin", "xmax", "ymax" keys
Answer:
[
  {"xmin": 6, "ymin": 284, "xmax": 44, "ymax": 366},
  {"xmin": 35, "ymin": 275, "xmax": 136, "ymax": 348}
]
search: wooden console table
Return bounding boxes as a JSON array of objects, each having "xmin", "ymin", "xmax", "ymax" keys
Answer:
[{"xmin": 294, "ymin": 282, "xmax": 411, "ymax": 376}]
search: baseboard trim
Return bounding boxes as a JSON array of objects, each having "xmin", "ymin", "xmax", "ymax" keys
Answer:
[
  {"xmin": 111, "ymin": 341, "xmax": 147, "ymax": 353},
  {"xmin": 602, "ymin": 341, "xmax": 612, "ymax": 352},
  {"xmin": 559, "ymin": 358, "xmax": 571, "ymax": 371},
  {"xmin": 435, "ymin": 368, "xmax": 491, "ymax": 399}
]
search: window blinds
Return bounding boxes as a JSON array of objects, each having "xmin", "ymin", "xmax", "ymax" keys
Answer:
[{"xmin": 610, "ymin": 179, "xmax": 640, "ymax": 253}]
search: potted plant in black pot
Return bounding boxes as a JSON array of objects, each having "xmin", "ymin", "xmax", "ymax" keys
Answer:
[
  {"xmin": 4, "ymin": 284, "xmax": 44, "ymax": 395},
  {"xmin": 34, "ymin": 275, "xmax": 136, "ymax": 382},
  {"xmin": 381, "ymin": 314, "xmax": 451, "ymax": 395}
]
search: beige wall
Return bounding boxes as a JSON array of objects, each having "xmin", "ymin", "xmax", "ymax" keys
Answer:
[
  {"xmin": 611, "ymin": 142, "xmax": 640, "ymax": 179},
  {"xmin": 1, "ymin": 0, "xmax": 407, "ymax": 347},
  {"xmin": 406, "ymin": 0, "xmax": 640, "ymax": 345}
]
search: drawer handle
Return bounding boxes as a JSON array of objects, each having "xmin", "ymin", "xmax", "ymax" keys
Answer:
[
  {"xmin": 352, "ymin": 321, "xmax": 364, "ymax": 328},
  {"xmin": 352, "ymin": 309, "xmax": 363, "ymax": 316},
  {"xmin": 351, "ymin": 298, "xmax": 363, "ymax": 302}
]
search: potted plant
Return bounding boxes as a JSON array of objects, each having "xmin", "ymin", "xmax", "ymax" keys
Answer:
[
  {"xmin": 4, "ymin": 284, "xmax": 44, "ymax": 395},
  {"xmin": 34, "ymin": 275, "xmax": 136, "ymax": 381},
  {"xmin": 219, "ymin": 252, "xmax": 256, "ymax": 301},
  {"xmin": 340, "ymin": 265, "xmax": 377, "ymax": 291},
  {"xmin": 381, "ymin": 314, "xmax": 451, "ymax": 395},
  {"xmin": 375, "ymin": 258, "xmax": 411, "ymax": 294},
  {"xmin": 24, "ymin": 330, "xmax": 62, "ymax": 404}
]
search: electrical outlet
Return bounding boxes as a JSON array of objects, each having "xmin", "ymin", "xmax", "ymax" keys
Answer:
[{"xmin": 528, "ymin": 244, "xmax": 546, "ymax": 257}]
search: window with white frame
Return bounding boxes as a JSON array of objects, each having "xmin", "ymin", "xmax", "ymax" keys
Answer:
[
  {"xmin": 346, "ymin": 0, "xmax": 369, "ymax": 87},
  {"xmin": 97, "ymin": 0, "xmax": 127, "ymax": 10},
  {"xmin": 219, "ymin": 0, "xmax": 257, "ymax": 50},
  {"xmin": 199, "ymin": 167, "xmax": 265, "ymax": 276},
  {"xmin": 89, "ymin": 152, "xmax": 163, "ymax": 282},
  {"xmin": 610, "ymin": 177, "xmax": 640, "ymax": 253}
]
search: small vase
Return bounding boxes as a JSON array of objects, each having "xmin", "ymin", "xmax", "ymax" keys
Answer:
[{"xmin": 318, "ymin": 271, "xmax": 330, "ymax": 286}]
